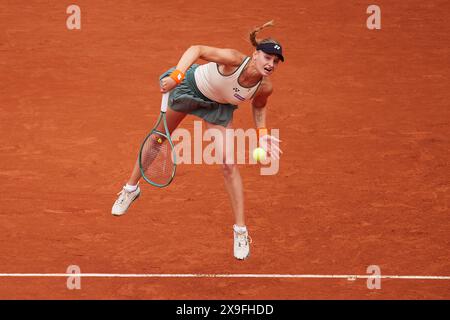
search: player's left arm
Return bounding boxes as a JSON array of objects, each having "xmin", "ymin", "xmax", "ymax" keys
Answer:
[
  {"xmin": 251, "ymin": 79, "xmax": 282, "ymax": 158},
  {"xmin": 251, "ymin": 79, "xmax": 273, "ymax": 129}
]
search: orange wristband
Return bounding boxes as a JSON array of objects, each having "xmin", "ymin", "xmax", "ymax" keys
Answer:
[
  {"xmin": 258, "ymin": 127, "xmax": 268, "ymax": 139},
  {"xmin": 169, "ymin": 69, "xmax": 185, "ymax": 84}
]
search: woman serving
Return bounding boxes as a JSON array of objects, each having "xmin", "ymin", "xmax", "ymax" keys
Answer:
[{"xmin": 112, "ymin": 21, "xmax": 284, "ymax": 260}]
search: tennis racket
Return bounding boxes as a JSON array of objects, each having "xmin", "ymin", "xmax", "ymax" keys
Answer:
[{"xmin": 138, "ymin": 92, "xmax": 176, "ymax": 187}]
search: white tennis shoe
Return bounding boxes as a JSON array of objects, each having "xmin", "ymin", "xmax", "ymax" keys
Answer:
[
  {"xmin": 111, "ymin": 186, "xmax": 140, "ymax": 216},
  {"xmin": 234, "ymin": 228, "xmax": 252, "ymax": 260}
]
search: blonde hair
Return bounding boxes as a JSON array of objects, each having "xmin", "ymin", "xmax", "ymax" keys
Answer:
[{"xmin": 249, "ymin": 20, "xmax": 281, "ymax": 47}]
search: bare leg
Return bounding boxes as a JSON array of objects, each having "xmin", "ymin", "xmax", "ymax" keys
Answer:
[
  {"xmin": 127, "ymin": 107, "xmax": 186, "ymax": 185},
  {"xmin": 204, "ymin": 121, "xmax": 245, "ymax": 227}
]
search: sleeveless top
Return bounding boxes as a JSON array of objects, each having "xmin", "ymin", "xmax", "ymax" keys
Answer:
[{"xmin": 194, "ymin": 57, "xmax": 262, "ymax": 105}]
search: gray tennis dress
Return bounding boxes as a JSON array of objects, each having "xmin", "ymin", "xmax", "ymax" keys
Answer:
[{"xmin": 159, "ymin": 65, "xmax": 238, "ymax": 127}]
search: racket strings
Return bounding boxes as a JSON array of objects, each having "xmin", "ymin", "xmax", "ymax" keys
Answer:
[{"xmin": 140, "ymin": 133, "xmax": 174, "ymax": 185}]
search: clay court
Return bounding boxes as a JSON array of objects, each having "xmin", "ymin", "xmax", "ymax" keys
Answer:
[{"xmin": 1, "ymin": 0, "xmax": 449, "ymax": 299}]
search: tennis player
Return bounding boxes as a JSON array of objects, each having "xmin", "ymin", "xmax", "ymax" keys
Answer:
[{"xmin": 112, "ymin": 21, "xmax": 284, "ymax": 260}]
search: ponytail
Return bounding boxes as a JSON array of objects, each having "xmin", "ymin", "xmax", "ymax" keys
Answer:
[{"xmin": 249, "ymin": 20, "xmax": 275, "ymax": 47}]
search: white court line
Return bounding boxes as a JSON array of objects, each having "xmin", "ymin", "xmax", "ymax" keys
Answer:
[{"xmin": 0, "ymin": 273, "xmax": 450, "ymax": 280}]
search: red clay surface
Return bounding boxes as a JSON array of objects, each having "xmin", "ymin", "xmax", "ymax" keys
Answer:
[{"xmin": 0, "ymin": 0, "xmax": 449, "ymax": 299}]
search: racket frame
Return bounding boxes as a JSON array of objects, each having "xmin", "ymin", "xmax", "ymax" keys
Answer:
[{"xmin": 138, "ymin": 93, "xmax": 177, "ymax": 188}]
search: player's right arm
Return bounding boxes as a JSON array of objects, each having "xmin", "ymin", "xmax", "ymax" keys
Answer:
[
  {"xmin": 177, "ymin": 45, "xmax": 245, "ymax": 72},
  {"xmin": 160, "ymin": 46, "xmax": 245, "ymax": 93}
]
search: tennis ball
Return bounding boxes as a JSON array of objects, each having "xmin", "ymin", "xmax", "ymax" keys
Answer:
[
  {"xmin": 157, "ymin": 138, "xmax": 162, "ymax": 144},
  {"xmin": 252, "ymin": 147, "xmax": 266, "ymax": 162}
]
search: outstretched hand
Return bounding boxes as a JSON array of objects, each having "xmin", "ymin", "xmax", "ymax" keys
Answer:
[{"xmin": 259, "ymin": 134, "xmax": 283, "ymax": 160}]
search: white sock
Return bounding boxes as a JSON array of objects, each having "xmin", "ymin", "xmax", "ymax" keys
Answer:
[
  {"xmin": 124, "ymin": 184, "xmax": 138, "ymax": 192},
  {"xmin": 233, "ymin": 224, "xmax": 247, "ymax": 233}
]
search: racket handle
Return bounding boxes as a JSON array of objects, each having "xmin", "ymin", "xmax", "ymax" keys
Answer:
[{"xmin": 161, "ymin": 92, "xmax": 169, "ymax": 112}]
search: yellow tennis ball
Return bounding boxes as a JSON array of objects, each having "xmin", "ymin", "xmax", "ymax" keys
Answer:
[
  {"xmin": 252, "ymin": 147, "xmax": 266, "ymax": 162},
  {"xmin": 157, "ymin": 138, "xmax": 162, "ymax": 144}
]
